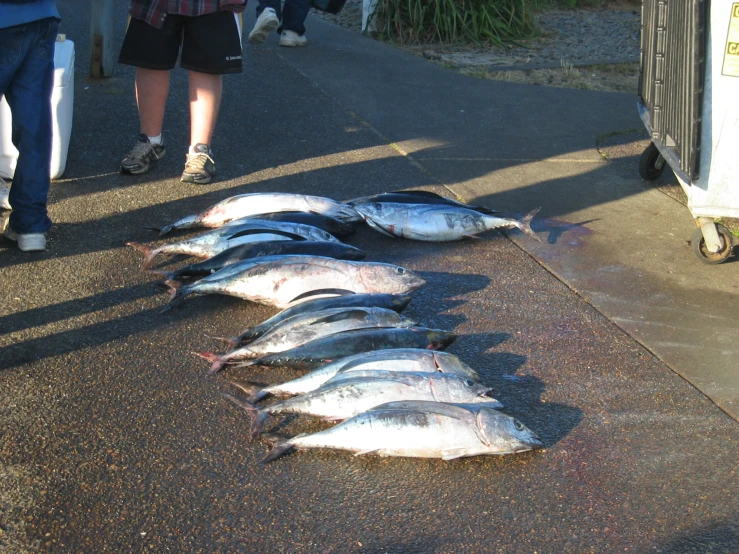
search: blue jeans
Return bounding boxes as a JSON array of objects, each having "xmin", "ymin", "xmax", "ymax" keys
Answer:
[
  {"xmin": 0, "ymin": 17, "xmax": 58, "ymax": 234},
  {"xmin": 257, "ymin": 0, "xmax": 311, "ymax": 36}
]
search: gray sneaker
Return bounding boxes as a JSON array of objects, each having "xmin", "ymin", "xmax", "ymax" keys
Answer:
[
  {"xmin": 4, "ymin": 226, "xmax": 46, "ymax": 251},
  {"xmin": 181, "ymin": 144, "xmax": 215, "ymax": 184},
  {"xmin": 249, "ymin": 8, "xmax": 279, "ymax": 44},
  {"xmin": 121, "ymin": 133, "xmax": 166, "ymax": 175}
]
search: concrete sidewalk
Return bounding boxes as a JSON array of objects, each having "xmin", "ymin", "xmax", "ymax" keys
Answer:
[{"xmin": 277, "ymin": 16, "xmax": 739, "ymax": 420}]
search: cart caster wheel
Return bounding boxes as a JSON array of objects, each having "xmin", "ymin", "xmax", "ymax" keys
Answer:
[
  {"xmin": 639, "ymin": 142, "xmax": 666, "ymax": 180},
  {"xmin": 691, "ymin": 225, "xmax": 734, "ymax": 265}
]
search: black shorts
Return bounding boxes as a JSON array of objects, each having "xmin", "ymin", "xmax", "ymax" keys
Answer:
[{"xmin": 118, "ymin": 12, "xmax": 243, "ymax": 74}]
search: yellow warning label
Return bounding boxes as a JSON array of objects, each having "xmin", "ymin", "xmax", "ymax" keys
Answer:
[{"xmin": 722, "ymin": 3, "xmax": 739, "ymax": 76}]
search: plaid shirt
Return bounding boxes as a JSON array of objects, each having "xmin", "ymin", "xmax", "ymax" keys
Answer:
[{"xmin": 130, "ymin": 0, "xmax": 246, "ymax": 29}]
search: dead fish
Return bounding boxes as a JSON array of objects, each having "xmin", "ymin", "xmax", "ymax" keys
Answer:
[
  {"xmin": 224, "ymin": 293, "xmax": 413, "ymax": 348},
  {"xmin": 256, "ymin": 400, "xmax": 543, "ymax": 463},
  {"xmin": 157, "ymin": 193, "xmax": 362, "ymax": 235},
  {"xmin": 346, "ymin": 189, "xmax": 496, "ymax": 214},
  {"xmin": 226, "ymin": 211, "xmax": 357, "ymax": 239},
  {"xmin": 128, "ymin": 219, "xmax": 340, "ymax": 270},
  {"xmin": 152, "ymin": 240, "xmax": 367, "ymax": 282},
  {"xmin": 237, "ymin": 348, "xmax": 480, "ymax": 403},
  {"xmin": 165, "ymin": 255, "xmax": 426, "ymax": 309},
  {"xmin": 231, "ymin": 326, "xmax": 456, "ymax": 372},
  {"xmin": 197, "ymin": 307, "xmax": 418, "ymax": 373},
  {"xmin": 352, "ymin": 202, "xmax": 541, "ymax": 242},
  {"xmin": 226, "ymin": 371, "xmax": 501, "ymax": 441}
]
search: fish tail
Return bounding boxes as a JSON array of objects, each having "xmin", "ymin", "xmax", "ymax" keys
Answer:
[
  {"xmin": 158, "ymin": 224, "xmax": 173, "ymax": 236},
  {"xmin": 164, "ymin": 279, "xmax": 191, "ymax": 304},
  {"xmin": 222, "ymin": 393, "xmax": 267, "ymax": 443},
  {"xmin": 126, "ymin": 241, "xmax": 160, "ymax": 270},
  {"xmin": 516, "ymin": 207, "xmax": 542, "ymax": 242},
  {"xmin": 203, "ymin": 332, "xmax": 238, "ymax": 349},
  {"xmin": 142, "ymin": 225, "xmax": 162, "ymax": 233},
  {"xmin": 229, "ymin": 380, "xmax": 269, "ymax": 403},
  {"xmin": 194, "ymin": 351, "xmax": 226, "ymax": 374},
  {"xmin": 147, "ymin": 268, "xmax": 175, "ymax": 280},
  {"xmin": 261, "ymin": 438, "xmax": 297, "ymax": 464}
]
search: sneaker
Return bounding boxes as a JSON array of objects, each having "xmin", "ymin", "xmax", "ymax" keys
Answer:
[
  {"xmin": 0, "ymin": 177, "xmax": 10, "ymax": 210},
  {"xmin": 4, "ymin": 227, "xmax": 46, "ymax": 251},
  {"xmin": 121, "ymin": 133, "xmax": 166, "ymax": 175},
  {"xmin": 181, "ymin": 144, "xmax": 215, "ymax": 184},
  {"xmin": 248, "ymin": 8, "xmax": 279, "ymax": 44},
  {"xmin": 279, "ymin": 30, "xmax": 307, "ymax": 47}
]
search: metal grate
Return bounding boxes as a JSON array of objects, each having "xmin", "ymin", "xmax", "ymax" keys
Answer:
[{"xmin": 638, "ymin": 0, "xmax": 706, "ymax": 183}]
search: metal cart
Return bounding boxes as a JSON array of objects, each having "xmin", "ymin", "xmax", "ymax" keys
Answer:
[{"xmin": 638, "ymin": 0, "xmax": 739, "ymax": 264}]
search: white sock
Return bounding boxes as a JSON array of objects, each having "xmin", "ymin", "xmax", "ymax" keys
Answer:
[
  {"xmin": 148, "ymin": 134, "xmax": 163, "ymax": 145},
  {"xmin": 189, "ymin": 144, "xmax": 211, "ymax": 155}
]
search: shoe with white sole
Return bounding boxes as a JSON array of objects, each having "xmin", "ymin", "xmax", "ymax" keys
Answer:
[
  {"xmin": 4, "ymin": 227, "xmax": 46, "ymax": 251},
  {"xmin": 279, "ymin": 30, "xmax": 307, "ymax": 47},
  {"xmin": 249, "ymin": 8, "xmax": 279, "ymax": 44}
]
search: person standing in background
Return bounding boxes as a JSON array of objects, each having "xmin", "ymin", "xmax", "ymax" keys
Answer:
[
  {"xmin": 118, "ymin": 0, "xmax": 246, "ymax": 185},
  {"xmin": 0, "ymin": 0, "xmax": 60, "ymax": 252},
  {"xmin": 248, "ymin": 0, "xmax": 311, "ymax": 47}
]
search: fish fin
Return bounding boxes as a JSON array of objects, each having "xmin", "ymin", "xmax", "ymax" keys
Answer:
[
  {"xmin": 364, "ymin": 219, "xmax": 399, "ymax": 238},
  {"xmin": 221, "ymin": 393, "xmax": 267, "ymax": 442},
  {"xmin": 126, "ymin": 241, "xmax": 158, "ymax": 271},
  {"xmin": 163, "ymin": 279, "xmax": 190, "ymax": 305},
  {"xmin": 441, "ymin": 448, "xmax": 471, "ymax": 460},
  {"xmin": 289, "ymin": 289, "xmax": 356, "ymax": 304},
  {"xmin": 463, "ymin": 234, "xmax": 482, "ymax": 240},
  {"xmin": 309, "ymin": 309, "xmax": 371, "ymax": 325},
  {"xmin": 146, "ymin": 269, "xmax": 174, "ymax": 280},
  {"xmin": 193, "ymin": 351, "xmax": 226, "ymax": 374},
  {"xmin": 227, "ymin": 228, "xmax": 306, "ymax": 241},
  {"xmin": 231, "ymin": 358, "xmax": 260, "ymax": 369},
  {"xmin": 261, "ymin": 438, "xmax": 296, "ymax": 463},
  {"xmin": 229, "ymin": 380, "xmax": 269, "ymax": 403},
  {"xmin": 515, "ymin": 207, "xmax": 542, "ymax": 242},
  {"xmin": 353, "ymin": 448, "xmax": 380, "ymax": 457},
  {"xmin": 142, "ymin": 225, "xmax": 162, "ymax": 232}
]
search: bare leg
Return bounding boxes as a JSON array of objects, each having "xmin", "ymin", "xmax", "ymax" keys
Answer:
[
  {"xmin": 135, "ymin": 68, "xmax": 170, "ymax": 137},
  {"xmin": 188, "ymin": 70, "xmax": 222, "ymax": 147}
]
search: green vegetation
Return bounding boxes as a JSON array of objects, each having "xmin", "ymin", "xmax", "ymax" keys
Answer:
[{"xmin": 371, "ymin": 0, "xmax": 640, "ymax": 46}]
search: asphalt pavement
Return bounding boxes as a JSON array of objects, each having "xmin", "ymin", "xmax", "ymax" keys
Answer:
[{"xmin": 1, "ymin": 1, "xmax": 737, "ymax": 553}]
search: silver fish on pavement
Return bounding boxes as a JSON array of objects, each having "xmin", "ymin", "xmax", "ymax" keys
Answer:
[
  {"xmin": 237, "ymin": 348, "xmax": 480, "ymax": 403},
  {"xmin": 233, "ymin": 326, "xmax": 456, "ymax": 372},
  {"xmin": 165, "ymin": 255, "xmax": 426, "ymax": 310},
  {"xmin": 226, "ymin": 371, "xmax": 502, "ymax": 441},
  {"xmin": 157, "ymin": 193, "xmax": 362, "ymax": 235},
  {"xmin": 257, "ymin": 400, "xmax": 543, "ymax": 463},
  {"xmin": 153, "ymin": 240, "xmax": 367, "ymax": 282},
  {"xmin": 128, "ymin": 219, "xmax": 339, "ymax": 270},
  {"xmin": 352, "ymin": 202, "xmax": 541, "ymax": 242},
  {"xmin": 197, "ymin": 307, "xmax": 418, "ymax": 373},
  {"xmin": 346, "ymin": 189, "xmax": 496, "ymax": 214},
  {"xmin": 224, "ymin": 293, "xmax": 413, "ymax": 348}
]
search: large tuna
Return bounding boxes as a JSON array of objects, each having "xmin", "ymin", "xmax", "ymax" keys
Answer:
[
  {"xmin": 157, "ymin": 193, "xmax": 362, "ymax": 235},
  {"xmin": 352, "ymin": 202, "xmax": 541, "ymax": 242},
  {"xmin": 226, "ymin": 371, "xmax": 502, "ymax": 440},
  {"xmin": 165, "ymin": 255, "xmax": 426, "ymax": 310},
  {"xmin": 257, "ymin": 401, "xmax": 543, "ymax": 463}
]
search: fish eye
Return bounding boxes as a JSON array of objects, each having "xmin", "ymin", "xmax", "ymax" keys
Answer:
[
  {"xmin": 513, "ymin": 420, "xmax": 524, "ymax": 431},
  {"xmin": 463, "ymin": 379, "xmax": 475, "ymax": 387},
  {"xmin": 396, "ymin": 267, "xmax": 406, "ymax": 274}
]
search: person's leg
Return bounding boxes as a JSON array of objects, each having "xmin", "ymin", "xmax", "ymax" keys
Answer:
[
  {"xmin": 118, "ymin": 17, "xmax": 183, "ymax": 174},
  {"xmin": 279, "ymin": 0, "xmax": 311, "ymax": 45},
  {"xmin": 180, "ymin": 12, "xmax": 242, "ymax": 184},
  {"xmin": 188, "ymin": 70, "xmax": 221, "ymax": 147},
  {"xmin": 1, "ymin": 17, "xmax": 57, "ymax": 248},
  {"xmin": 135, "ymin": 68, "xmax": 170, "ymax": 138}
]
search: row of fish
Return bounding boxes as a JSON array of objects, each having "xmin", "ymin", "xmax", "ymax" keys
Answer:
[{"xmin": 127, "ymin": 190, "xmax": 543, "ymax": 463}]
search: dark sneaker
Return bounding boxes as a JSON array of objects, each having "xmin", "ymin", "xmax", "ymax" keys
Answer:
[
  {"xmin": 181, "ymin": 144, "xmax": 215, "ymax": 184},
  {"xmin": 121, "ymin": 133, "xmax": 166, "ymax": 175},
  {"xmin": 4, "ymin": 226, "xmax": 46, "ymax": 251},
  {"xmin": 248, "ymin": 8, "xmax": 279, "ymax": 44}
]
